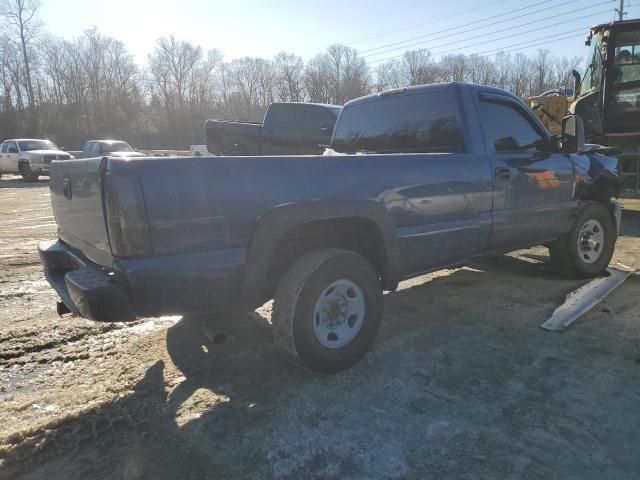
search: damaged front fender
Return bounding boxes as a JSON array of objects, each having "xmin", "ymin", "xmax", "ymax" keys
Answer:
[
  {"xmin": 572, "ymin": 147, "xmax": 623, "ymax": 233},
  {"xmin": 572, "ymin": 147, "xmax": 623, "ymax": 200}
]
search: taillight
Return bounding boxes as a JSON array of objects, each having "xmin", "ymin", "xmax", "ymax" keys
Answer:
[{"xmin": 103, "ymin": 172, "xmax": 152, "ymax": 257}]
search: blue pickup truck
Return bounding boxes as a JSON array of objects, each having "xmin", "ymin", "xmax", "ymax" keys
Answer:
[{"xmin": 39, "ymin": 82, "xmax": 622, "ymax": 373}]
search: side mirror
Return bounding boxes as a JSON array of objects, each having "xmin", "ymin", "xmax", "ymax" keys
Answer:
[
  {"xmin": 494, "ymin": 136, "xmax": 519, "ymax": 152},
  {"xmin": 561, "ymin": 115, "xmax": 585, "ymax": 153},
  {"xmin": 320, "ymin": 122, "xmax": 334, "ymax": 135}
]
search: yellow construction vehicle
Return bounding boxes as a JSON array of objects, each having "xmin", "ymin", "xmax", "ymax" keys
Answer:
[
  {"xmin": 527, "ymin": 87, "xmax": 574, "ymax": 136},
  {"xmin": 528, "ymin": 19, "xmax": 640, "ymax": 195}
]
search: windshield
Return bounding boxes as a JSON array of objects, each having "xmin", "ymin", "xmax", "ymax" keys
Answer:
[
  {"xmin": 581, "ymin": 32, "xmax": 603, "ymax": 94},
  {"xmin": 18, "ymin": 140, "xmax": 58, "ymax": 151},
  {"xmin": 102, "ymin": 141, "xmax": 134, "ymax": 153}
]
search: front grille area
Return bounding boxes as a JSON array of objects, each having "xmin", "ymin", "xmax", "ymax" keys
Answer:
[{"xmin": 42, "ymin": 154, "xmax": 70, "ymax": 164}]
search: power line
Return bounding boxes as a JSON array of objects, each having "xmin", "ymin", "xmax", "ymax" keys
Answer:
[
  {"xmin": 480, "ymin": 33, "xmax": 586, "ymax": 57},
  {"xmin": 365, "ymin": 7, "xmax": 609, "ymax": 64},
  {"xmin": 343, "ymin": 0, "xmax": 505, "ymax": 46},
  {"xmin": 368, "ymin": 31, "xmax": 586, "ymax": 69},
  {"xmin": 467, "ymin": 31, "xmax": 586, "ymax": 58},
  {"xmin": 359, "ymin": 0, "xmax": 576, "ymax": 55},
  {"xmin": 423, "ymin": 14, "xmax": 603, "ymax": 59}
]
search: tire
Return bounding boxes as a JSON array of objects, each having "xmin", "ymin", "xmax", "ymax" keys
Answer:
[
  {"xmin": 272, "ymin": 248, "xmax": 383, "ymax": 373},
  {"xmin": 19, "ymin": 162, "xmax": 39, "ymax": 182},
  {"xmin": 549, "ymin": 202, "xmax": 616, "ymax": 278}
]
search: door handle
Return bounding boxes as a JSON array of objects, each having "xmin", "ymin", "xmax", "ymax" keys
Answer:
[
  {"xmin": 495, "ymin": 167, "xmax": 511, "ymax": 180},
  {"xmin": 62, "ymin": 178, "xmax": 72, "ymax": 199}
]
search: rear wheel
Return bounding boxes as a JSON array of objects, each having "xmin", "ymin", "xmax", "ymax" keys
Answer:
[
  {"xmin": 549, "ymin": 202, "xmax": 616, "ymax": 278},
  {"xmin": 19, "ymin": 162, "xmax": 39, "ymax": 182},
  {"xmin": 272, "ymin": 248, "xmax": 383, "ymax": 373}
]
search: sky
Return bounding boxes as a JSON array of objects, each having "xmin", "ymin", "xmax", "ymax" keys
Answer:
[{"xmin": 39, "ymin": 0, "xmax": 640, "ymax": 67}]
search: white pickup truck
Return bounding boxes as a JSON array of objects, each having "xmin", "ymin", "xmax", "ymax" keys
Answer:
[{"xmin": 0, "ymin": 138, "xmax": 73, "ymax": 182}]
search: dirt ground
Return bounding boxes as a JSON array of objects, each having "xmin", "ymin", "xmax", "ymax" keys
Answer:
[{"xmin": 0, "ymin": 174, "xmax": 639, "ymax": 480}]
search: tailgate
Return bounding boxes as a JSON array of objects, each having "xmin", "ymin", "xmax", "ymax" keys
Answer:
[{"xmin": 49, "ymin": 157, "xmax": 112, "ymax": 266}]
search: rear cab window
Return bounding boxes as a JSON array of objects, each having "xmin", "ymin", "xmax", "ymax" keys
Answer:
[{"xmin": 331, "ymin": 91, "xmax": 464, "ymax": 154}]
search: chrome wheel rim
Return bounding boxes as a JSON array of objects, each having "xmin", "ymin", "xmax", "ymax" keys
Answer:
[
  {"xmin": 312, "ymin": 279, "xmax": 365, "ymax": 349},
  {"xmin": 578, "ymin": 219, "xmax": 604, "ymax": 264}
]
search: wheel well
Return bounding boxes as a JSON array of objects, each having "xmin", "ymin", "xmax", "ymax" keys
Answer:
[
  {"xmin": 264, "ymin": 217, "xmax": 388, "ymax": 299},
  {"xmin": 581, "ymin": 177, "xmax": 620, "ymax": 207}
]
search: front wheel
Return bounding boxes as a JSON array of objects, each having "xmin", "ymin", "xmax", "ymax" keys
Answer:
[
  {"xmin": 549, "ymin": 202, "xmax": 616, "ymax": 278},
  {"xmin": 272, "ymin": 248, "xmax": 383, "ymax": 373},
  {"xmin": 19, "ymin": 162, "xmax": 39, "ymax": 182}
]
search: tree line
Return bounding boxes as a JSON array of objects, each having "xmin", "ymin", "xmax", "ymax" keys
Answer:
[{"xmin": 0, "ymin": 0, "xmax": 582, "ymax": 149}]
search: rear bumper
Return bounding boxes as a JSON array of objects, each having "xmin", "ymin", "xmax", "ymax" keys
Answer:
[
  {"xmin": 39, "ymin": 240, "xmax": 247, "ymax": 320},
  {"xmin": 39, "ymin": 240, "xmax": 136, "ymax": 322}
]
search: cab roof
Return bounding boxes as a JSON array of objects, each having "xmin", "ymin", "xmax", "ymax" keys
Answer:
[
  {"xmin": 344, "ymin": 82, "xmax": 520, "ymax": 108},
  {"xmin": 3, "ymin": 138, "xmax": 51, "ymax": 142},
  {"xmin": 590, "ymin": 18, "xmax": 640, "ymax": 32}
]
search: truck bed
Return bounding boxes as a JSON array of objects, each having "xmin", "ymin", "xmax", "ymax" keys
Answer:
[{"xmin": 205, "ymin": 120, "xmax": 262, "ymax": 155}]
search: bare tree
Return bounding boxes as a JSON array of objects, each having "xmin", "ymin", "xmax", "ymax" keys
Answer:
[
  {"xmin": 375, "ymin": 59, "xmax": 403, "ymax": 91},
  {"xmin": 224, "ymin": 57, "xmax": 274, "ymax": 120},
  {"xmin": 466, "ymin": 54, "xmax": 496, "ymax": 85},
  {"xmin": 0, "ymin": 0, "xmax": 40, "ymax": 130},
  {"xmin": 274, "ymin": 51, "xmax": 304, "ymax": 102},
  {"xmin": 533, "ymin": 49, "xmax": 553, "ymax": 95},
  {"xmin": 440, "ymin": 54, "xmax": 466, "ymax": 82},
  {"xmin": 306, "ymin": 44, "xmax": 370, "ymax": 105},
  {"xmin": 402, "ymin": 49, "xmax": 438, "ymax": 85}
]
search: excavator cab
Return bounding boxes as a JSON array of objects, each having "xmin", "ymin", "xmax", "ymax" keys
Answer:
[{"xmin": 572, "ymin": 19, "xmax": 640, "ymax": 194}]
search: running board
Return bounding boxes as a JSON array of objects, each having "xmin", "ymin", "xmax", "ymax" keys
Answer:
[{"xmin": 541, "ymin": 264, "xmax": 635, "ymax": 332}]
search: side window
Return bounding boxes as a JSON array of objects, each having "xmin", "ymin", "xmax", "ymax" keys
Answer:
[
  {"xmin": 92, "ymin": 142, "xmax": 102, "ymax": 153},
  {"xmin": 304, "ymin": 106, "xmax": 339, "ymax": 136},
  {"xmin": 83, "ymin": 142, "xmax": 91, "ymax": 152},
  {"xmin": 264, "ymin": 105, "xmax": 305, "ymax": 137},
  {"xmin": 7, "ymin": 142, "xmax": 17, "ymax": 153},
  {"xmin": 479, "ymin": 100, "xmax": 544, "ymax": 153},
  {"xmin": 613, "ymin": 30, "xmax": 640, "ymax": 84},
  {"xmin": 331, "ymin": 92, "xmax": 464, "ymax": 153},
  {"xmin": 1, "ymin": 142, "xmax": 7, "ymax": 153}
]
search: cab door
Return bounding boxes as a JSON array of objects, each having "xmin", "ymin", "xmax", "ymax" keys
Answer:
[
  {"xmin": 3, "ymin": 141, "xmax": 20, "ymax": 173},
  {"xmin": 260, "ymin": 104, "xmax": 305, "ymax": 155},
  {"xmin": 298, "ymin": 105, "xmax": 340, "ymax": 155},
  {"xmin": 0, "ymin": 142, "xmax": 9, "ymax": 171},
  {"xmin": 476, "ymin": 93, "xmax": 576, "ymax": 250}
]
